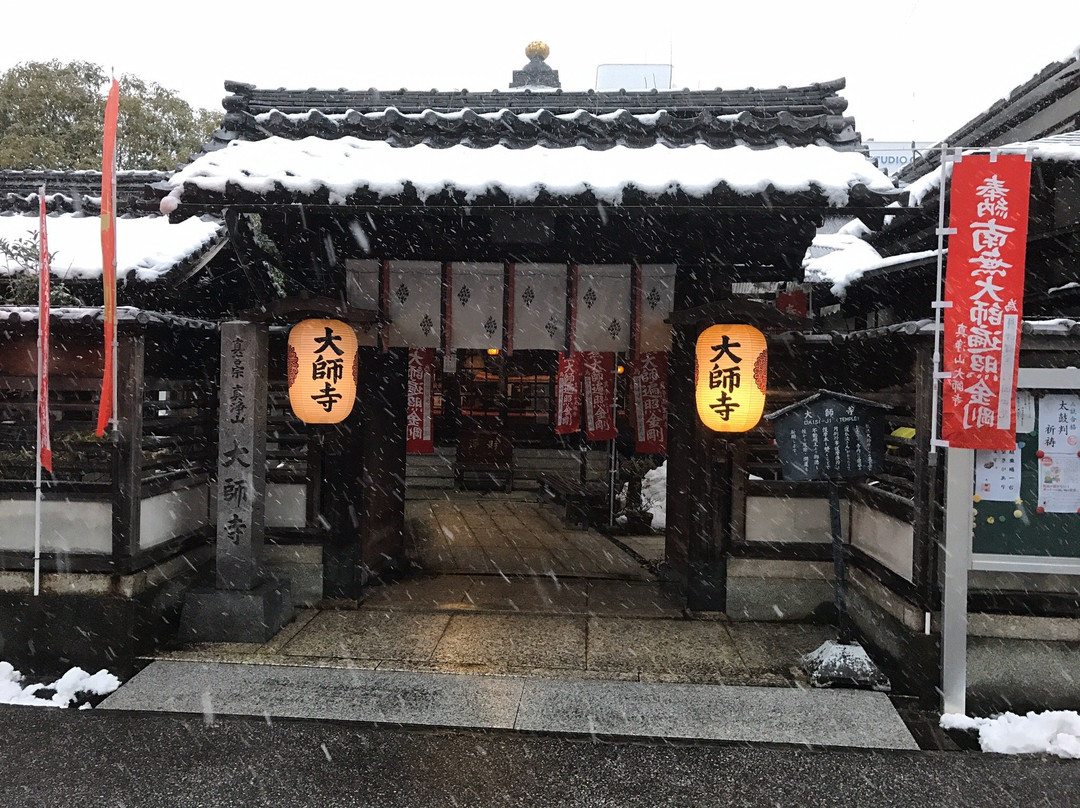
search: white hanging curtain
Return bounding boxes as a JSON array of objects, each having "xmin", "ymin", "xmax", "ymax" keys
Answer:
[
  {"xmin": 450, "ymin": 262, "xmax": 504, "ymax": 350},
  {"xmin": 573, "ymin": 264, "xmax": 631, "ymax": 352},
  {"xmin": 638, "ymin": 264, "xmax": 676, "ymax": 352},
  {"xmin": 344, "ymin": 258, "xmax": 381, "ymax": 347},
  {"xmin": 388, "ymin": 261, "xmax": 442, "ymax": 348},
  {"xmin": 511, "ymin": 263, "xmax": 567, "ymax": 351}
]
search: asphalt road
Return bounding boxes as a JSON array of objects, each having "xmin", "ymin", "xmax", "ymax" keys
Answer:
[{"xmin": 1, "ymin": 706, "xmax": 1077, "ymax": 808}]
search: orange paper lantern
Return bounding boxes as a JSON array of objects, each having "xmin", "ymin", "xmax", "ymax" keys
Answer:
[
  {"xmin": 695, "ymin": 324, "xmax": 767, "ymax": 432},
  {"xmin": 287, "ymin": 319, "xmax": 359, "ymax": 424}
]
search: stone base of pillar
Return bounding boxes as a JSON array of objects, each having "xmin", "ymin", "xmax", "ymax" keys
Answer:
[{"xmin": 178, "ymin": 579, "xmax": 293, "ymax": 644}]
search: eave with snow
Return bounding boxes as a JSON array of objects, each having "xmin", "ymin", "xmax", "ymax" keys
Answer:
[
  {"xmin": 814, "ymin": 132, "xmax": 1080, "ymax": 328},
  {"xmin": 150, "ymin": 74, "xmax": 898, "ymax": 298}
]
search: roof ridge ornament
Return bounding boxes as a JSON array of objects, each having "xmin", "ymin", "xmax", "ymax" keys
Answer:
[{"xmin": 510, "ymin": 41, "xmax": 561, "ymax": 90}]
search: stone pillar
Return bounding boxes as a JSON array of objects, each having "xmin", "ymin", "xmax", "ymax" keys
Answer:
[
  {"xmin": 216, "ymin": 321, "xmax": 267, "ymax": 590},
  {"xmin": 179, "ymin": 321, "xmax": 292, "ymax": 643}
]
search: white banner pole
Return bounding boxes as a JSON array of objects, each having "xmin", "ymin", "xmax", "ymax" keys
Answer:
[{"xmin": 34, "ymin": 256, "xmax": 44, "ymax": 599}]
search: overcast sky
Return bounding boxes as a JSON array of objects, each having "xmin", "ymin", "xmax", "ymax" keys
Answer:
[{"xmin": 4, "ymin": 1, "xmax": 1079, "ymax": 143}]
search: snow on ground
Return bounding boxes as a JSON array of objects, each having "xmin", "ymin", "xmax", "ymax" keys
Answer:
[
  {"xmin": 641, "ymin": 461, "xmax": 667, "ymax": 530},
  {"xmin": 0, "ymin": 661, "xmax": 119, "ymax": 708},
  {"xmin": 941, "ymin": 711, "xmax": 1080, "ymax": 758}
]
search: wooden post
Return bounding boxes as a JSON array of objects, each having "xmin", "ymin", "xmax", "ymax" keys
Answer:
[
  {"xmin": 111, "ymin": 334, "xmax": 145, "ymax": 574},
  {"xmin": 215, "ymin": 321, "xmax": 268, "ymax": 590}
]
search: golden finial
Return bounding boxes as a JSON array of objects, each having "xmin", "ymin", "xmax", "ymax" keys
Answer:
[{"xmin": 525, "ymin": 41, "xmax": 550, "ymax": 61}]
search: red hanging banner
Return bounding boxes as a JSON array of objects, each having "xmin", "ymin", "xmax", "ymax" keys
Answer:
[
  {"xmin": 582, "ymin": 351, "xmax": 617, "ymax": 441},
  {"xmin": 406, "ymin": 348, "xmax": 436, "ymax": 453},
  {"xmin": 96, "ymin": 79, "xmax": 120, "ymax": 436},
  {"xmin": 942, "ymin": 153, "xmax": 1031, "ymax": 450},
  {"xmin": 630, "ymin": 352, "xmax": 667, "ymax": 454},
  {"xmin": 38, "ymin": 187, "xmax": 52, "ymax": 473},
  {"xmin": 555, "ymin": 351, "xmax": 582, "ymax": 435}
]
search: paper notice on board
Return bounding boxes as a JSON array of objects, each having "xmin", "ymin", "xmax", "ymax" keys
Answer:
[
  {"xmin": 1038, "ymin": 394, "xmax": 1080, "ymax": 453},
  {"xmin": 1016, "ymin": 391, "xmax": 1036, "ymax": 434},
  {"xmin": 975, "ymin": 448, "xmax": 1022, "ymax": 502},
  {"xmin": 1037, "ymin": 452, "xmax": 1080, "ymax": 513}
]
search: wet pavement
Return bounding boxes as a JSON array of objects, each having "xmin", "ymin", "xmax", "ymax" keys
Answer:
[
  {"xmin": 6, "ymin": 706, "xmax": 1077, "ymax": 808},
  {"xmin": 148, "ymin": 575, "xmax": 832, "ymax": 686},
  {"xmin": 405, "ymin": 496, "xmax": 661, "ymax": 578},
  {"xmin": 101, "ymin": 496, "xmax": 917, "ymax": 753}
]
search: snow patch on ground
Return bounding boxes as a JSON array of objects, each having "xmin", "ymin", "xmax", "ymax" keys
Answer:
[
  {"xmin": 941, "ymin": 711, "xmax": 1080, "ymax": 758},
  {"xmin": 641, "ymin": 461, "xmax": 667, "ymax": 530},
  {"xmin": 0, "ymin": 661, "xmax": 119, "ymax": 708}
]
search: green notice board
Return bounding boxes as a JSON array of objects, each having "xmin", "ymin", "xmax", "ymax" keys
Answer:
[{"xmin": 972, "ymin": 393, "xmax": 1080, "ymax": 557}]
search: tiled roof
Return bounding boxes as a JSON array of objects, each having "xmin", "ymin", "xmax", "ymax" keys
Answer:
[
  {"xmin": 212, "ymin": 78, "xmax": 860, "ymax": 151},
  {"xmin": 897, "ymin": 54, "xmax": 1080, "ymax": 183},
  {"xmin": 0, "ymin": 306, "xmax": 217, "ymax": 330},
  {"xmin": 0, "ymin": 170, "xmax": 167, "ymax": 214},
  {"xmin": 159, "ymin": 138, "xmax": 896, "ymax": 212}
]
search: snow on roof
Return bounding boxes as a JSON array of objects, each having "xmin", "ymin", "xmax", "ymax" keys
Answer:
[
  {"xmin": 0, "ymin": 213, "xmax": 223, "ymax": 282},
  {"xmin": 165, "ymin": 137, "xmax": 894, "ymax": 208},
  {"xmin": 802, "ymin": 229, "xmax": 939, "ymax": 296},
  {"xmin": 803, "ymin": 235, "xmax": 940, "ymax": 297},
  {"xmin": 0, "ymin": 306, "xmax": 217, "ymax": 330},
  {"xmin": 905, "ymin": 132, "xmax": 1080, "ymax": 207}
]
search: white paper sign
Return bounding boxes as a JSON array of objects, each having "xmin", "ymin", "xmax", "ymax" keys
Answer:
[
  {"xmin": 1016, "ymin": 391, "xmax": 1036, "ymax": 434},
  {"xmin": 1038, "ymin": 453, "xmax": 1080, "ymax": 514},
  {"xmin": 975, "ymin": 447, "xmax": 1022, "ymax": 502},
  {"xmin": 1038, "ymin": 394, "xmax": 1080, "ymax": 453}
]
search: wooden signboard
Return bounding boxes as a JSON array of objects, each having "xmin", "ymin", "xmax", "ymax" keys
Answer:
[{"xmin": 768, "ymin": 391, "xmax": 888, "ymax": 482}]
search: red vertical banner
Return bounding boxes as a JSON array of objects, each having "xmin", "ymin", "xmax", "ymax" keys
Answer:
[
  {"xmin": 555, "ymin": 351, "xmax": 582, "ymax": 435},
  {"xmin": 582, "ymin": 351, "xmax": 617, "ymax": 441},
  {"xmin": 942, "ymin": 154, "xmax": 1031, "ymax": 450},
  {"xmin": 38, "ymin": 187, "xmax": 52, "ymax": 473},
  {"xmin": 406, "ymin": 348, "xmax": 436, "ymax": 453},
  {"xmin": 96, "ymin": 79, "xmax": 120, "ymax": 436},
  {"xmin": 631, "ymin": 352, "xmax": 667, "ymax": 454}
]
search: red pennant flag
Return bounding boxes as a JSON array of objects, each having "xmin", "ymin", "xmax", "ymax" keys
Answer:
[
  {"xmin": 941, "ymin": 153, "xmax": 1031, "ymax": 450},
  {"xmin": 582, "ymin": 351, "xmax": 617, "ymax": 441},
  {"xmin": 96, "ymin": 78, "xmax": 120, "ymax": 436},
  {"xmin": 38, "ymin": 187, "xmax": 52, "ymax": 473},
  {"xmin": 406, "ymin": 348, "xmax": 436, "ymax": 453},
  {"xmin": 630, "ymin": 352, "xmax": 667, "ymax": 453},
  {"xmin": 555, "ymin": 352, "xmax": 582, "ymax": 435}
]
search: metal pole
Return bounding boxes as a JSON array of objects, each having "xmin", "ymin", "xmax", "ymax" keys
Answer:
[
  {"xmin": 942, "ymin": 447, "xmax": 974, "ymax": 715},
  {"xmin": 34, "ymin": 307, "xmax": 43, "ymax": 597},
  {"xmin": 828, "ymin": 480, "xmax": 850, "ymax": 643},
  {"xmin": 608, "ymin": 353, "xmax": 618, "ymax": 528},
  {"xmin": 929, "ymin": 143, "xmax": 954, "ymax": 460}
]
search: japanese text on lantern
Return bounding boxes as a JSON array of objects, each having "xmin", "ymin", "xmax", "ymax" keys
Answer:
[
  {"xmin": 708, "ymin": 335, "xmax": 742, "ymax": 421},
  {"xmin": 287, "ymin": 319, "xmax": 358, "ymax": 424},
  {"xmin": 942, "ymin": 154, "xmax": 1031, "ymax": 450},
  {"xmin": 310, "ymin": 327, "xmax": 344, "ymax": 413},
  {"xmin": 695, "ymin": 324, "xmax": 767, "ymax": 433}
]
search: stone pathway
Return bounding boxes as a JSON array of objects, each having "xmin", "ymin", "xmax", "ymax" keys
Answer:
[
  {"xmin": 153, "ymin": 575, "xmax": 832, "ymax": 686},
  {"xmin": 406, "ymin": 496, "xmax": 655, "ymax": 579},
  {"xmin": 101, "ymin": 660, "xmax": 917, "ymax": 750}
]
